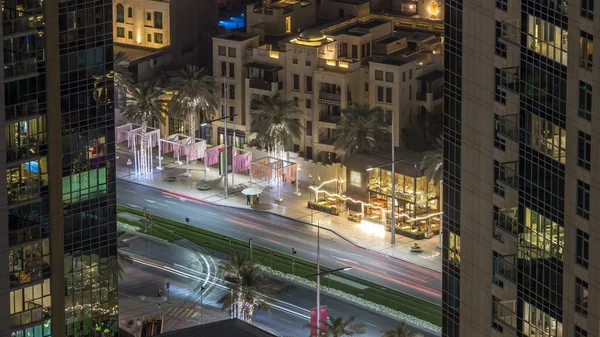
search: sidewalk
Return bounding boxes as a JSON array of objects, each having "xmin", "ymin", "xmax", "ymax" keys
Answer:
[{"xmin": 115, "ymin": 148, "xmax": 442, "ymax": 272}]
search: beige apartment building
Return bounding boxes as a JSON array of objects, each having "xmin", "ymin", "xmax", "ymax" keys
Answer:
[{"xmin": 211, "ymin": 14, "xmax": 442, "ymax": 163}]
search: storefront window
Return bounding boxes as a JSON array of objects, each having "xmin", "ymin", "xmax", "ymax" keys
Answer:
[
  {"xmin": 523, "ymin": 301, "xmax": 563, "ymax": 337},
  {"xmin": 520, "ymin": 208, "xmax": 564, "ymax": 260},
  {"xmin": 5, "ymin": 116, "xmax": 47, "ymax": 162},
  {"xmin": 367, "ymin": 167, "xmax": 440, "ymax": 223},
  {"xmin": 6, "ymin": 157, "xmax": 48, "ymax": 204}
]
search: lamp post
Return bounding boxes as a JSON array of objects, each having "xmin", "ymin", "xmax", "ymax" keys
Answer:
[
  {"xmin": 305, "ymin": 225, "xmax": 351, "ymax": 337},
  {"xmin": 367, "ymin": 159, "xmax": 409, "ymax": 245},
  {"xmin": 201, "ymin": 113, "xmax": 237, "ymax": 197}
]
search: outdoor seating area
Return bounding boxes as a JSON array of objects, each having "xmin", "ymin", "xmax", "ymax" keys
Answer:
[{"xmin": 250, "ymin": 156, "xmax": 297, "ymax": 201}]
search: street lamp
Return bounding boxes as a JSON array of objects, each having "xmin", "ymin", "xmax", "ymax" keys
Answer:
[
  {"xmin": 366, "ymin": 159, "xmax": 409, "ymax": 245},
  {"xmin": 305, "ymin": 225, "xmax": 352, "ymax": 337},
  {"xmin": 293, "ymin": 167, "xmax": 301, "ymax": 196},
  {"xmin": 201, "ymin": 113, "xmax": 238, "ymax": 197}
]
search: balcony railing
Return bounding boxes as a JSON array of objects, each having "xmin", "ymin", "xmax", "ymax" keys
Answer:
[
  {"xmin": 496, "ymin": 114, "xmax": 519, "ymax": 141},
  {"xmin": 248, "ymin": 78, "xmax": 282, "ymax": 91},
  {"xmin": 415, "ymin": 91, "xmax": 443, "ymax": 102},
  {"xmin": 493, "ymin": 299, "xmax": 518, "ymax": 329},
  {"xmin": 499, "ymin": 20, "xmax": 521, "ymax": 45},
  {"xmin": 318, "ymin": 135, "xmax": 336, "ymax": 145},
  {"xmin": 4, "ymin": 58, "xmax": 40, "ymax": 78},
  {"xmin": 496, "ymin": 208, "xmax": 519, "ymax": 237},
  {"xmin": 5, "ymin": 100, "xmax": 39, "ymax": 121},
  {"xmin": 498, "ymin": 67, "xmax": 521, "ymax": 94},
  {"xmin": 2, "ymin": 7, "xmax": 44, "ymax": 36},
  {"xmin": 319, "ymin": 92, "xmax": 341, "ymax": 102},
  {"xmin": 319, "ymin": 112, "xmax": 341, "ymax": 123},
  {"xmin": 495, "ymin": 254, "xmax": 517, "ymax": 283},
  {"xmin": 498, "ymin": 161, "xmax": 518, "ymax": 190}
]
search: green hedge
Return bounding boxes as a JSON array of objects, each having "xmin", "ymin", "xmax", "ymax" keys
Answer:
[{"xmin": 117, "ymin": 205, "xmax": 442, "ymax": 326}]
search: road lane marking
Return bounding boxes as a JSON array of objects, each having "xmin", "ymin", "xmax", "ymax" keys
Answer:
[
  {"xmin": 165, "ymin": 200, "xmax": 178, "ymax": 205},
  {"xmin": 280, "ymin": 318, "xmax": 293, "ymax": 324},
  {"xmin": 146, "ymin": 204, "xmax": 159, "ymax": 209},
  {"xmin": 365, "ymin": 322, "xmax": 378, "ymax": 328},
  {"xmin": 331, "ymin": 256, "xmax": 357, "ymax": 264},
  {"xmin": 127, "ymin": 204, "xmax": 141, "ymax": 209},
  {"xmin": 145, "ymin": 199, "xmax": 157, "ymax": 203},
  {"xmin": 124, "ymin": 189, "xmax": 136, "ymax": 193}
]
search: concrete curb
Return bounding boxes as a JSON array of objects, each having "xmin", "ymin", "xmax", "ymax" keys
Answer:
[{"xmin": 117, "ymin": 177, "xmax": 441, "ymax": 275}]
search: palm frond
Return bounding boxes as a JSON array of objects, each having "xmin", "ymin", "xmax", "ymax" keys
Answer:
[
  {"xmin": 122, "ymin": 80, "xmax": 169, "ymax": 126},
  {"xmin": 251, "ymin": 93, "xmax": 304, "ymax": 151},
  {"xmin": 334, "ymin": 103, "xmax": 390, "ymax": 160},
  {"xmin": 168, "ymin": 65, "xmax": 218, "ymax": 124}
]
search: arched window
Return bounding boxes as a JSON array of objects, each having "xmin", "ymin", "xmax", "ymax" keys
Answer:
[
  {"xmin": 127, "ymin": 7, "xmax": 133, "ymax": 18},
  {"xmin": 116, "ymin": 4, "xmax": 124, "ymax": 23}
]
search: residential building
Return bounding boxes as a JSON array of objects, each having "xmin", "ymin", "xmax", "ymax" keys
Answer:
[
  {"xmin": 443, "ymin": 1, "xmax": 600, "ymax": 337},
  {"xmin": 112, "ymin": 0, "xmax": 218, "ymax": 89},
  {"xmin": 212, "ymin": 17, "xmax": 442, "ymax": 163},
  {"xmin": 1, "ymin": 0, "xmax": 116, "ymax": 335}
]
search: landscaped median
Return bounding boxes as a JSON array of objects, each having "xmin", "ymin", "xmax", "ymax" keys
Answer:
[{"xmin": 116, "ymin": 205, "xmax": 442, "ymax": 330}]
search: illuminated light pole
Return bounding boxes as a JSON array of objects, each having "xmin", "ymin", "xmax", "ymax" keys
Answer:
[
  {"xmin": 293, "ymin": 167, "xmax": 301, "ymax": 196},
  {"xmin": 201, "ymin": 112, "xmax": 237, "ymax": 197},
  {"xmin": 304, "ymin": 224, "xmax": 351, "ymax": 337}
]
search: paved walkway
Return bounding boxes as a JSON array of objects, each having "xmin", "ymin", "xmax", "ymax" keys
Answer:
[{"xmin": 115, "ymin": 147, "xmax": 442, "ymax": 272}]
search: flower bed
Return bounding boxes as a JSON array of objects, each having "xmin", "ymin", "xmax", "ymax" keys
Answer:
[{"xmin": 117, "ymin": 221, "xmax": 140, "ymax": 232}]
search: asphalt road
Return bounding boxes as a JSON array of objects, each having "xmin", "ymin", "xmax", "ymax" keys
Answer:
[
  {"xmin": 117, "ymin": 179, "xmax": 442, "ymax": 305},
  {"xmin": 118, "ymin": 236, "xmax": 439, "ymax": 337}
]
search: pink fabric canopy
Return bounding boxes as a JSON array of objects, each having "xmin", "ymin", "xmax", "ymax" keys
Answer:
[{"xmin": 233, "ymin": 152, "xmax": 252, "ymax": 173}]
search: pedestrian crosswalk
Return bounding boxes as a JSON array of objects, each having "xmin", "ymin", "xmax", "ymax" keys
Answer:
[{"xmin": 163, "ymin": 306, "xmax": 201, "ymax": 319}]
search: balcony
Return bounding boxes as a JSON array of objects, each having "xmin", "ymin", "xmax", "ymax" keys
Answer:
[
  {"xmin": 319, "ymin": 111, "xmax": 341, "ymax": 124},
  {"xmin": 495, "ymin": 114, "xmax": 519, "ymax": 141},
  {"xmin": 2, "ymin": 7, "xmax": 44, "ymax": 37},
  {"xmin": 497, "ymin": 161, "xmax": 518, "ymax": 190},
  {"xmin": 498, "ymin": 67, "xmax": 521, "ymax": 93},
  {"xmin": 319, "ymin": 92, "xmax": 341, "ymax": 102},
  {"xmin": 495, "ymin": 254, "xmax": 517, "ymax": 283},
  {"xmin": 248, "ymin": 78, "xmax": 283, "ymax": 91},
  {"xmin": 493, "ymin": 299, "xmax": 518, "ymax": 330},
  {"xmin": 318, "ymin": 134, "xmax": 336, "ymax": 145},
  {"xmin": 496, "ymin": 208, "xmax": 519, "ymax": 238},
  {"xmin": 10, "ymin": 263, "xmax": 48, "ymax": 288},
  {"xmin": 4, "ymin": 57, "xmax": 41, "ymax": 79},
  {"xmin": 499, "ymin": 20, "xmax": 521, "ymax": 46}
]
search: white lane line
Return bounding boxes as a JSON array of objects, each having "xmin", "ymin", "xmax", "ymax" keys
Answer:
[
  {"xmin": 145, "ymin": 199, "xmax": 157, "ymax": 204},
  {"xmin": 128, "ymin": 204, "xmax": 141, "ymax": 209},
  {"xmin": 331, "ymin": 256, "xmax": 356, "ymax": 264},
  {"xmin": 165, "ymin": 200, "xmax": 178, "ymax": 205},
  {"xmin": 146, "ymin": 204, "xmax": 159, "ymax": 209},
  {"xmin": 365, "ymin": 322, "xmax": 378, "ymax": 328},
  {"xmin": 124, "ymin": 189, "xmax": 136, "ymax": 193},
  {"xmin": 280, "ymin": 318, "xmax": 293, "ymax": 324}
]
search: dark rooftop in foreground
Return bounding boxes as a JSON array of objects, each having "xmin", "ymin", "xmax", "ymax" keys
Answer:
[{"xmin": 156, "ymin": 319, "xmax": 277, "ymax": 337}]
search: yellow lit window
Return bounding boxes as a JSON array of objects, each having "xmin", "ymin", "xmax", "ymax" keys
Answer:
[
  {"xmin": 338, "ymin": 61, "xmax": 349, "ymax": 68},
  {"xmin": 269, "ymin": 50, "xmax": 280, "ymax": 59},
  {"xmin": 326, "ymin": 59, "xmax": 336, "ymax": 66}
]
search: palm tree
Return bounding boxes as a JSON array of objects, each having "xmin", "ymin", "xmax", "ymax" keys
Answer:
[
  {"xmin": 93, "ymin": 51, "xmax": 133, "ymax": 103},
  {"xmin": 305, "ymin": 316, "xmax": 366, "ymax": 337},
  {"xmin": 122, "ymin": 80, "xmax": 168, "ymax": 175},
  {"xmin": 420, "ymin": 137, "xmax": 443, "ymax": 186},
  {"xmin": 251, "ymin": 93, "xmax": 303, "ymax": 157},
  {"xmin": 380, "ymin": 322, "xmax": 415, "ymax": 337},
  {"xmin": 217, "ymin": 252, "xmax": 275, "ymax": 323},
  {"xmin": 334, "ymin": 103, "xmax": 390, "ymax": 159},
  {"xmin": 168, "ymin": 65, "xmax": 218, "ymax": 139}
]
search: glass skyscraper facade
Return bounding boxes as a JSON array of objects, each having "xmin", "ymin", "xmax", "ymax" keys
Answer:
[
  {"xmin": 443, "ymin": 0, "xmax": 599, "ymax": 336},
  {"xmin": 1, "ymin": 0, "xmax": 117, "ymax": 334}
]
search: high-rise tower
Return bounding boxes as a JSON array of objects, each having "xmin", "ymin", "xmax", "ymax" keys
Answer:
[
  {"xmin": 443, "ymin": 0, "xmax": 599, "ymax": 336},
  {"xmin": 1, "ymin": 0, "xmax": 117, "ymax": 335}
]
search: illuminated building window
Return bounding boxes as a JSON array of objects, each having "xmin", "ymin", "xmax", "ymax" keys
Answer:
[
  {"xmin": 116, "ymin": 4, "xmax": 124, "ymax": 22},
  {"xmin": 61, "ymin": 167, "xmax": 107, "ymax": 204},
  {"xmin": 521, "ymin": 208, "xmax": 564, "ymax": 260},
  {"xmin": 522, "ymin": 301, "xmax": 563, "ymax": 337},
  {"xmin": 9, "ymin": 280, "xmax": 51, "ymax": 328},
  {"xmin": 7, "ymin": 157, "xmax": 48, "ymax": 204},
  {"xmin": 269, "ymin": 50, "xmax": 280, "ymax": 59},
  {"xmin": 526, "ymin": 114, "xmax": 566, "ymax": 163},
  {"xmin": 155, "ymin": 33, "xmax": 163, "ymax": 44},
  {"xmin": 575, "ymin": 277, "xmax": 589, "ymax": 316},
  {"xmin": 9, "ymin": 239, "xmax": 49, "ymax": 287},
  {"xmin": 5, "ymin": 116, "xmax": 47, "ymax": 162},
  {"xmin": 449, "ymin": 232, "xmax": 460, "ymax": 264}
]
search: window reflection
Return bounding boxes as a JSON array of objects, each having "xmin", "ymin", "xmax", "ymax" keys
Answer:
[
  {"xmin": 449, "ymin": 232, "xmax": 461, "ymax": 264},
  {"xmin": 520, "ymin": 208, "xmax": 564, "ymax": 260},
  {"xmin": 62, "ymin": 167, "xmax": 107, "ymax": 204},
  {"xmin": 5, "ymin": 116, "xmax": 47, "ymax": 162},
  {"xmin": 6, "ymin": 157, "xmax": 48, "ymax": 204}
]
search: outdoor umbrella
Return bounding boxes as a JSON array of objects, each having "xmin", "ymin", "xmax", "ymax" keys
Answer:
[{"xmin": 241, "ymin": 187, "xmax": 263, "ymax": 196}]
